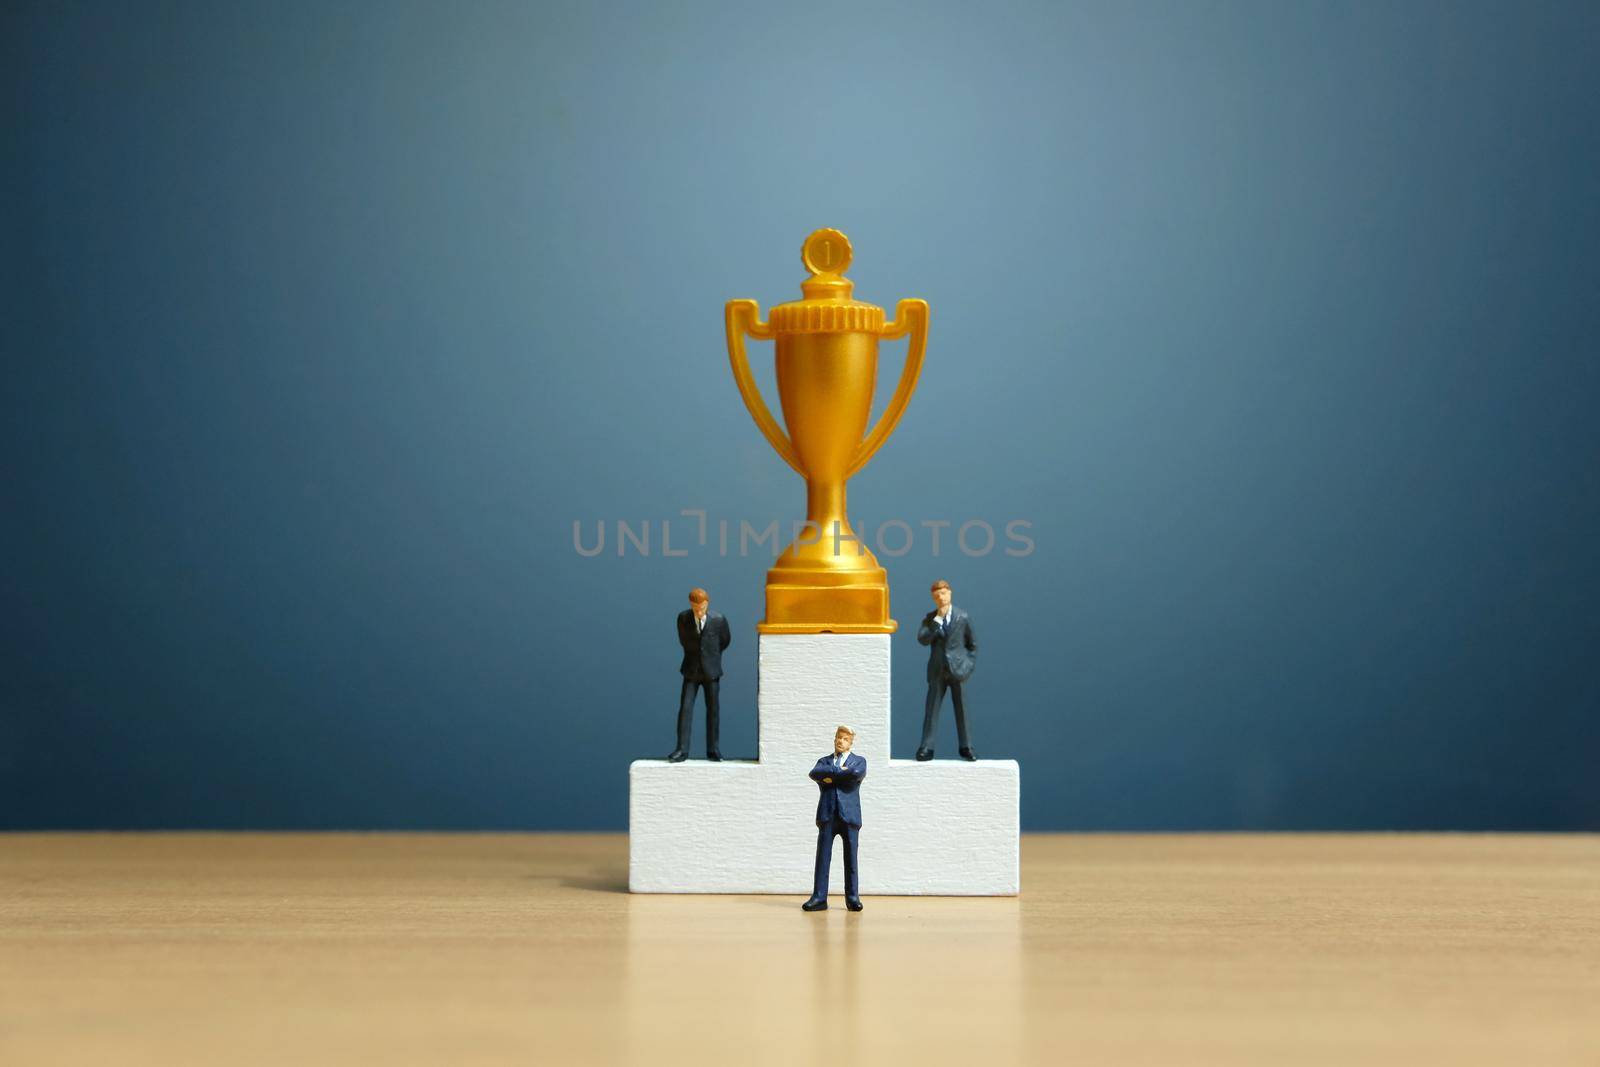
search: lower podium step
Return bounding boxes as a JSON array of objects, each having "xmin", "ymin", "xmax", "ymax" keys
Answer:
[{"xmin": 628, "ymin": 757, "xmax": 1020, "ymax": 895}]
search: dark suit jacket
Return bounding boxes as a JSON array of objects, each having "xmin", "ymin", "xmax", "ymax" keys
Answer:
[
  {"xmin": 678, "ymin": 609, "xmax": 731, "ymax": 681},
  {"xmin": 809, "ymin": 752, "xmax": 866, "ymax": 826},
  {"xmin": 917, "ymin": 606, "xmax": 977, "ymax": 682}
]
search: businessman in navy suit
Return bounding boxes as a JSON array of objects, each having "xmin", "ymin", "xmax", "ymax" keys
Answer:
[
  {"xmin": 916, "ymin": 578, "xmax": 979, "ymax": 761},
  {"xmin": 803, "ymin": 725, "xmax": 866, "ymax": 912},
  {"xmin": 667, "ymin": 587, "xmax": 732, "ymax": 762}
]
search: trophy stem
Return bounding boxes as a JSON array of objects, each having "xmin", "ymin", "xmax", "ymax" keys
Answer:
[{"xmin": 806, "ymin": 479, "xmax": 847, "ymax": 530}]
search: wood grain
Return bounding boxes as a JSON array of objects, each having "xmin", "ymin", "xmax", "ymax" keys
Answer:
[{"xmin": 2, "ymin": 834, "xmax": 1596, "ymax": 1065}]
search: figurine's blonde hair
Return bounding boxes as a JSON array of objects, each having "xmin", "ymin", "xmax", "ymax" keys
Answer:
[
  {"xmin": 930, "ymin": 579, "xmax": 951, "ymax": 593},
  {"xmin": 688, "ymin": 587, "xmax": 709, "ymax": 604},
  {"xmin": 834, "ymin": 725, "xmax": 855, "ymax": 738}
]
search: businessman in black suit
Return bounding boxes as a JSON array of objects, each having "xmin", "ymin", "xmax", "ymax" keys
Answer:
[
  {"xmin": 803, "ymin": 725, "xmax": 866, "ymax": 912},
  {"xmin": 668, "ymin": 587, "xmax": 731, "ymax": 762},
  {"xmin": 916, "ymin": 578, "xmax": 978, "ymax": 761}
]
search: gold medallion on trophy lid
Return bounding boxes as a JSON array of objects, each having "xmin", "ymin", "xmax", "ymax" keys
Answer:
[{"xmin": 801, "ymin": 228, "xmax": 852, "ymax": 275}]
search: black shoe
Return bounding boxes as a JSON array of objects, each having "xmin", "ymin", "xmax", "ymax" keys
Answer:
[
  {"xmin": 959, "ymin": 748, "xmax": 978, "ymax": 761},
  {"xmin": 801, "ymin": 897, "xmax": 828, "ymax": 912},
  {"xmin": 706, "ymin": 751, "xmax": 722, "ymax": 762},
  {"xmin": 846, "ymin": 897, "xmax": 864, "ymax": 912},
  {"xmin": 666, "ymin": 750, "xmax": 688, "ymax": 763},
  {"xmin": 915, "ymin": 749, "xmax": 934, "ymax": 761}
]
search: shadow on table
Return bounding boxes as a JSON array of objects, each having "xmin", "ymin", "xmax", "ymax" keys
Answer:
[{"xmin": 555, "ymin": 858, "xmax": 630, "ymax": 893}]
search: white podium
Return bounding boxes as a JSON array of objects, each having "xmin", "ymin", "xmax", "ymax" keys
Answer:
[{"xmin": 629, "ymin": 634, "xmax": 1020, "ymax": 895}]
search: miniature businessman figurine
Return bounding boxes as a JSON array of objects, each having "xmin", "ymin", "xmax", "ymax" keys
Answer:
[
  {"xmin": 916, "ymin": 579, "xmax": 978, "ymax": 761},
  {"xmin": 803, "ymin": 726, "xmax": 866, "ymax": 912},
  {"xmin": 667, "ymin": 587, "xmax": 731, "ymax": 762}
]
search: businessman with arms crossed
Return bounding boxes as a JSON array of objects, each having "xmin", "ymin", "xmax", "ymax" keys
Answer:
[
  {"xmin": 803, "ymin": 726, "xmax": 865, "ymax": 912},
  {"xmin": 668, "ymin": 587, "xmax": 731, "ymax": 762}
]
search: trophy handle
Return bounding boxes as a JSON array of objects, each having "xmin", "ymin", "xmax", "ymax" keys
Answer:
[
  {"xmin": 848, "ymin": 298, "xmax": 928, "ymax": 478},
  {"xmin": 726, "ymin": 299, "xmax": 804, "ymax": 477}
]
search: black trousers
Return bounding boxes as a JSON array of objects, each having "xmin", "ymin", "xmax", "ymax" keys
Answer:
[
  {"xmin": 812, "ymin": 816, "xmax": 859, "ymax": 900},
  {"xmin": 919, "ymin": 671, "xmax": 971, "ymax": 752},
  {"xmin": 675, "ymin": 676, "xmax": 720, "ymax": 754}
]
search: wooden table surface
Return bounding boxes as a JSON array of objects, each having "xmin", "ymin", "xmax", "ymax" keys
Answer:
[{"xmin": 2, "ymin": 833, "xmax": 1596, "ymax": 1065}]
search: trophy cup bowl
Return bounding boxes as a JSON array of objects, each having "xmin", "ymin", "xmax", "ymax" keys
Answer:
[{"xmin": 726, "ymin": 229, "xmax": 928, "ymax": 633}]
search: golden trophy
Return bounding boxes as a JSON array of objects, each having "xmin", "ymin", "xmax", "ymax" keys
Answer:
[{"xmin": 726, "ymin": 229, "xmax": 928, "ymax": 634}]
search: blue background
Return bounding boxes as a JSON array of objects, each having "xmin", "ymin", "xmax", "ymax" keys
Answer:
[{"xmin": 4, "ymin": 0, "xmax": 1597, "ymax": 830}]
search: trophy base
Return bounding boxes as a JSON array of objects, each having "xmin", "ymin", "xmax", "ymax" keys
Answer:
[
  {"xmin": 756, "ymin": 621, "xmax": 898, "ymax": 634},
  {"xmin": 757, "ymin": 574, "xmax": 897, "ymax": 634}
]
